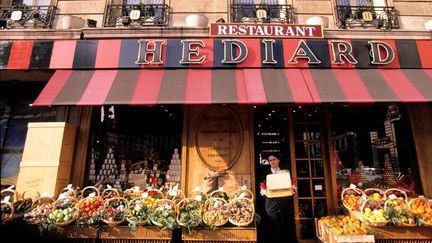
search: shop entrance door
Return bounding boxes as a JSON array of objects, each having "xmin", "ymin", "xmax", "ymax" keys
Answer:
[
  {"xmin": 290, "ymin": 106, "xmax": 331, "ymax": 243},
  {"xmin": 254, "ymin": 106, "xmax": 331, "ymax": 243}
]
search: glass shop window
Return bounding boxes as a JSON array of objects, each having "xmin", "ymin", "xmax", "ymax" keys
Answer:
[{"xmin": 330, "ymin": 104, "xmax": 420, "ymax": 197}]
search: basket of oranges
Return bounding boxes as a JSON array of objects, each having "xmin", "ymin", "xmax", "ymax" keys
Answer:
[{"xmin": 408, "ymin": 197, "xmax": 432, "ymax": 227}]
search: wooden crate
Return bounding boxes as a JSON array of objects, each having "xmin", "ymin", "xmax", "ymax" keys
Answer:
[
  {"xmin": 328, "ymin": 228, "xmax": 374, "ymax": 243},
  {"xmin": 16, "ymin": 122, "xmax": 76, "ymax": 197},
  {"xmin": 374, "ymin": 226, "xmax": 432, "ymax": 241},
  {"xmin": 99, "ymin": 226, "xmax": 172, "ymax": 243},
  {"xmin": 182, "ymin": 226, "xmax": 257, "ymax": 243},
  {"xmin": 47, "ymin": 225, "xmax": 98, "ymax": 243}
]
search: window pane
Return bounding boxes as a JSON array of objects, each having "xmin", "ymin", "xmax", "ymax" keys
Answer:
[
  {"xmin": 298, "ymin": 199, "xmax": 313, "ymax": 218},
  {"xmin": 312, "ymin": 179, "xmax": 326, "ymax": 197},
  {"xmin": 297, "ymin": 179, "xmax": 311, "ymax": 197},
  {"xmin": 295, "ymin": 142, "xmax": 308, "ymax": 158},
  {"xmin": 314, "ymin": 199, "xmax": 328, "ymax": 218},
  {"xmin": 296, "ymin": 160, "xmax": 309, "ymax": 178},
  {"xmin": 311, "ymin": 160, "xmax": 324, "ymax": 177},
  {"xmin": 299, "ymin": 219, "xmax": 315, "ymax": 239},
  {"xmin": 294, "ymin": 124, "xmax": 307, "ymax": 140}
]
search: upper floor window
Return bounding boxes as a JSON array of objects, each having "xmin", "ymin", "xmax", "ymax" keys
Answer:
[
  {"xmin": 104, "ymin": 0, "xmax": 168, "ymax": 27},
  {"xmin": 335, "ymin": 0, "xmax": 399, "ymax": 29},
  {"xmin": 230, "ymin": 0, "xmax": 294, "ymax": 24},
  {"xmin": 0, "ymin": 0, "xmax": 56, "ymax": 29}
]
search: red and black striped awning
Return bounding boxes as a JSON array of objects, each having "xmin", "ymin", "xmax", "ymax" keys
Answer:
[{"xmin": 32, "ymin": 68, "xmax": 432, "ymax": 106}]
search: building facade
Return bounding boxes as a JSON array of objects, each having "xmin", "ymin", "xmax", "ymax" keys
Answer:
[{"xmin": 1, "ymin": 0, "xmax": 431, "ymax": 242}]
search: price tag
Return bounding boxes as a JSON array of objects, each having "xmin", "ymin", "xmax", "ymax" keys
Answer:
[
  {"xmin": 241, "ymin": 185, "xmax": 247, "ymax": 190},
  {"xmin": 67, "ymin": 184, "xmax": 72, "ymax": 189},
  {"xmin": 350, "ymin": 184, "xmax": 357, "ymax": 189},
  {"xmin": 195, "ymin": 195, "xmax": 202, "ymax": 201},
  {"xmin": 239, "ymin": 193, "xmax": 245, "ymax": 199},
  {"xmin": 314, "ymin": 185, "xmax": 323, "ymax": 191},
  {"xmin": 173, "ymin": 184, "xmax": 179, "ymax": 190},
  {"xmin": 218, "ymin": 187, "xmax": 224, "ymax": 191},
  {"xmin": 142, "ymin": 192, "xmax": 149, "ymax": 198},
  {"xmin": 195, "ymin": 186, "xmax": 201, "ymax": 191},
  {"xmin": 58, "ymin": 193, "xmax": 66, "ymax": 199},
  {"xmin": 4, "ymin": 196, "xmax": 10, "ymax": 202},
  {"xmin": 169, "ymin": 190, "xmax": 177, "ymax": 197},
  {"xmin": 134, "ymin": 186, "xmax": 140, "ymax": 192},
  {"xmin": 107, "ymin": 184, "xmax": 112, "ymax": 189},
  {"xmin": 389, "ymin": 194, "xmax": 397, "ymax": 199}
]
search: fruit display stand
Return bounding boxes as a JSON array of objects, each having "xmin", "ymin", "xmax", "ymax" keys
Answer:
[
  {"xmin": 47, "ymin": 225, "xmax": 99, "ymax": 243},
  {"xmin": 181, "ymin": 226, "xmax": 257, "ymax": 243},
  {"xmin": 99, "ymin": 226, "xmax": 173, "ymax": 243},
  {"xmin": 373, "ymin": 226, "xmax": 432, "ymax": 242}
]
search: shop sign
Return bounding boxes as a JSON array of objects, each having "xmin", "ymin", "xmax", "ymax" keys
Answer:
[
  {"xmin": 136, "ymin": 39, "xmax": 395, "ymax": 66},
  {"xmin": 210, "ymin": 23, "xmax": 323, "ymax": 38}
]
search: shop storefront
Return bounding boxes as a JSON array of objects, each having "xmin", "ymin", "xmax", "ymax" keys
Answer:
[{"xmin": 1, "ymin": 30, "xmax": 432, "ymax": 242}]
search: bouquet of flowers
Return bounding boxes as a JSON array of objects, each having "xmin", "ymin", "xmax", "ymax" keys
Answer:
[
  {"xmin": 176, "ymin": 198, "xmax": 202, "ymax": 229},
  {"xmin": 203, "ymin": 197, "xmax": 229, "ymax": 227},
  {"xmin": 102, "ymin": 197, "xmax": 127, "ymax": 226},
  {"xmin": 126, "ymin": 197, "xmax": 153, "ymax": 231},
  {"xmin": 151, "ymin": 199, "xmax": 178, "ymax": 229}
]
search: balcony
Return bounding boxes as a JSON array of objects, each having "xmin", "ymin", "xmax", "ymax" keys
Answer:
[
  {"xmin": 335, "ymin": 5, "xmax": 399, "ymax": 29},
  {"xmin": 230, "ymin": 3, "xmax": 294, "ymax": 24},
  {"xmin": 0, "ymin": 4, "xmax": 56, "ymax": 29},
  {"xmin": 103, "ymin": 2, "xmax": 169, "ymax": 27}
]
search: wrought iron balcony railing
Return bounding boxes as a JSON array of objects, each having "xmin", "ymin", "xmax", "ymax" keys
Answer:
[
  {"xmin": 230, "ymin": 3, "xmax": 294, "ymax": 24},
  {"xmin": 0, "ymin": 5, "xmax": 56, "ymax": 29},
  {"xmin": 103, "ymin": 3, "xmax": 169, "ymax": 27},
  {"xmin": 335, "ymin": 5, "xmax": 399, "ymax": 29}
]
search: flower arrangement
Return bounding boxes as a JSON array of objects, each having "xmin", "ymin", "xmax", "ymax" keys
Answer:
[
  {"xmin": 126, "ymin": 197, "xmax": 153, "ymax": 231},
  {"xmin": 102, "ymin": 197, "xmax": 127, "ymax": 226},
  {"xmin": 203, "ymin": 197, "xmax": 230, "ymax": 227},
  {"xmin": 176, "ymin": 198, "xmax": 202, "ymax": 230},
  {"xmin": 229, "ymin": 198, "xmax": 254, "ymax": 226}
]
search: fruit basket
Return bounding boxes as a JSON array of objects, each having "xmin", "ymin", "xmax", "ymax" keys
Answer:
[
  {"xmin": 1, "ymin": 201, "xmax": 14, "ymax": 223},
  {"xmin": 76, "ymin": 195, "xmax": 105, "ymax": 226},
  {"xmin": 176, "ymin": 198, "xmax": 202, "ymax": 228},
  {"xmin": 361, "ymin": 198, "xmax": 388, "ymax": 227},
  {"xmin": 384, "ymin": 188, "xmax": 415, "ymax": 226},
  {"xmin": 203, "ymin": 197, "xmax": 230, "ymax": 227},
  {"xmin": 408, "ymin": 197, "xmax": 432, "ymax": 226},
  {"xmin": 228, "ymin": 197, "xmax": 254, "ymax": 226},
  {"xmin": 102, "ymin": 197, "xmax": 128, "ymax": 226},
  {"xmin": 364, "ymin": 188, "xmax": 386, "ymax": 202},
  {"xmin": 126, "ymin": 197, "xmax": 153, "ymax": 227},
  {"xmin": 50, "ymin": 196, "xmax": 79, "ymax": 226},
  {"xmin": 341, "ymin": 187, "xmax": 365, "ymax": 212},
  {"xmin": 151, "ymin": 199, "xmax": 177, "ymax": 229},
  {"xmin": 24, "ymin": 196, "xmax": 54, "ymax": 225}
]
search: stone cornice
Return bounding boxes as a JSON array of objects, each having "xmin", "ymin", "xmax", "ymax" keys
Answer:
[{"xmin": 0, "ymin": 27, "xmax": 430, "ymax": 40}]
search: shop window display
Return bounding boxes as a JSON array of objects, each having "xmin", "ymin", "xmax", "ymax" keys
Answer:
[
  {"xmin": 87, "ymin": 105, "xmax": 183, "ymax": 191},
  {"xmin": 330, "ymin": 104, "xmax": 420, "ymax": 203}
]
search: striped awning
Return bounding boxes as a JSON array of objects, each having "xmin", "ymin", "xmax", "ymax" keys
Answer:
[{"xmin": 32, "ymin": 68, "xmax": 432, "ymax": 106}]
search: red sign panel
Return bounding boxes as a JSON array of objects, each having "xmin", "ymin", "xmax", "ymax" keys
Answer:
[{"xmin": 210, "ymin": 23, "xmax": 323, "ymax": 38}]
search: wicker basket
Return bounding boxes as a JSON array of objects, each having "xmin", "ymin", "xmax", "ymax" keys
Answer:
[
  {"xmin": 126, "ymin": 197, "xmax": 153, "ymax": 226},
  {"xmin": 1, "ymin": 188, "xmax": 16, "ymax": 203},
  {"xmin": 230, "ymin": 189, "xmax": 254, "ymax": 202},
  {"xmin": 203, "ymin": 197, "xmax": 230, "ymax": 227},
  {"xmin": 188, "ymin": 189, "xmax": 208, "ymax": 204},
  {"xmin": 176, "ymin": 198, "xmax": 202, "ymax": 228},
  {"xmin": 24, "ymin": 196, "xmax": 54, "ymax": 225},
  {"xmin": 151, "ymin": 199, "xmax": 177, "ymax": 228},
  {"xmin": 59, "ymin": 187, "xmax": 78, "ymax": 199},
  {"xmin": 80, "ymin": 186, "xmax": 101, "ymax": 199},
  {"xmin": 209, "ymin": 189, "xmax": 229, "ymax": 200},
  {"xmin": 166, "ymin": 189, "xmax": 185, "ymax": 204},
  {"xmin": 123, "ymin": 188, "xmax": 143, "ymax": 200},
  {"xmin": 1, "ymin": 201, "xmax": 15, "ymax": 223},
  {"xmin": 364, "ymin": 188, "xmax": 386, "ymax": 201},
  {"xmin": 21, "ymin": 189, "xmax": 41, "ymax": 200},
  {"xmin": 341, "ymin": 187, "xmax": 365, "ymax": 212},
  {"xmin": 384, "ymin": 196, "xmax": 416, "ymax": 227},
  {"xmin": 76, "ymin": 195, "xmax": 105, "ymax": 226},
  {"xmin": 102, "ymin": 188, "xmax": 120, "ymax": 200},
  {"xmin": 102, "ymin": 197, "xmax": 128, "ymax": 226},
  {"xmin": 228, "ymin": 198, "xmax": 254, "ymax": 226},
  {"xmin": 408, "ymin": 197, "xmax": 432, "ymax": 226},
  {"xmin": 361, "ymin": 198, "xmax": 388, "ymax": 227},
  {"xmin": 52, "ymin": 196, "xmax": 79, "ymax": 226}
]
